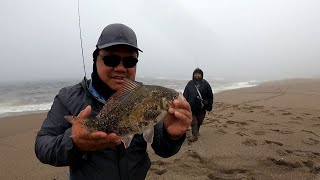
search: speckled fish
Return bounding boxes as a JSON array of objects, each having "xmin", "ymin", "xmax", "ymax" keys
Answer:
[{"xmin": 65, "ymin": 78, "xmax": 180, "ymax": 148}]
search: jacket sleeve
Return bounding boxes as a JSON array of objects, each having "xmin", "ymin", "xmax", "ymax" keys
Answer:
[
  {"xmin": 205, "ymin": 82, "xmax": 214, "ymax": 112},
  {"xmin": 35, "ymin": 88, "xmax": 83, "ymax": 166},
  {"xmin": 151, "ymin": 121, "xmax": 186, "ymax": 158},
  {"xmin": 183, "ymin": 84, "xmax": 189, "ymax": 100}
]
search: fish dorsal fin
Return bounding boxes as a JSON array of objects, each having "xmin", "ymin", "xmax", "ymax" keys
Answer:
[
  {"xmin": 97, "ymin": 78, "xmax": 143, "ymax": 116},
  {"xmin": 108, "ymin": 78, "xmax": 142, "ymax": 103}
]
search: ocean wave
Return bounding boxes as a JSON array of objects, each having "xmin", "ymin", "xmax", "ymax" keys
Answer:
[
  {"xmin": 0, "ymin": 103, "xmax": 52, "ymax": 117},
  {"xmin": 0, "ymin": 78, "xmax": 261, "ymax": 117}
]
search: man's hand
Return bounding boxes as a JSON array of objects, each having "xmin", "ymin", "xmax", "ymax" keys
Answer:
[
  {"xmin": 71, "ymin": 105, "xmax": 121, "ymax": 151},
  {"xmin": 163, "ymin": 94, "xmax": 192, "ymax": 139}
]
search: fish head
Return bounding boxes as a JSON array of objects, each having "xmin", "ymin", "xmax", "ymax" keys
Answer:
[{"xmin": 148, "ymin": 86, "xmax": 179, "ymax": 111}]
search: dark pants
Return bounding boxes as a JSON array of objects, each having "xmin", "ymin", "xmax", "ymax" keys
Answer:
[{"xmin": 191, "ymin": 109, "xmax": 206, "ymax": 136}]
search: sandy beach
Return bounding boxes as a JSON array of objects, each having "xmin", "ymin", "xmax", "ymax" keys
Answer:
[{"xmin": 1, "ymin": 79, "xmax": 320, "ymax": 180}]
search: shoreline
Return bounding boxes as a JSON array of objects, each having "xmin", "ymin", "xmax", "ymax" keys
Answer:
[
  {"xmin": 0, "ymin": 110, "xmax": 49, "ymax": 119},
  {"xmin": 1, "ymin": 78, "xmax": 317, "ymax": 119},
  {"xmin": 0, "ymin": 78, "xmax": 320, "ymax": 179},
  {"xmin": 0, "ymin": 77, "xmax": 265, "ymax": 119}
]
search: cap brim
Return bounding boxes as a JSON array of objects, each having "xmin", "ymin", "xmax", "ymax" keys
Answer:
[{"xmin": 97, "ymin": 42, "xmax": 143, "ymax": 52}]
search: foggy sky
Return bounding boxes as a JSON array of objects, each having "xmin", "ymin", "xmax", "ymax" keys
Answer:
[{"xmin": 1, "ymin": 0, "xmax": 319, "ymax": 82}]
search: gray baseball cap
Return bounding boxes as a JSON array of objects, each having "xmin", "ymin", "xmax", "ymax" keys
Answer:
[{"xmin": 96, "ymin": 23, "xmax": 142, "ymax": 52}]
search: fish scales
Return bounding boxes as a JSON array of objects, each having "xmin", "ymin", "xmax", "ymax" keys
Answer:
[
  {"xmin": 92, "ymin": 84, "xmax": 178, "ymax": 137},
  {"xmin": 65, "ymin": 78, "xmax": 179, "ymax": 147}
]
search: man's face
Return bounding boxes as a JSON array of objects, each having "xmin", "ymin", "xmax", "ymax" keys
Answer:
[
  {"xmin": 96, "ymin": 45, "xmax": 138, "ymax": 91},
  {"xmin": 194, "ymin": 72, "xmax": 202, "ymax": 80}
]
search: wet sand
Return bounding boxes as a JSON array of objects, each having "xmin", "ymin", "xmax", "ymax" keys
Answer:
[
  {"xmin": 147, "ymin": 79, "xmax": 320, "ymax": 180},
  {"xmin": 1, "ymin": 79, "xmax": 319, "ymax": 180}
]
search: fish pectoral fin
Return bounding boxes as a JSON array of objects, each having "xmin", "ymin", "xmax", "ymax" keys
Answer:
[
  {"xmin": 143, "ymin": 127, "xmax": 154, "ymax": 144},
  {"xmin": 155, "ymin": 111, "xmax": 167, "ymax": 123},
  {"xmin": 178, "ymin": 92, "xmax": 186, "ymax": 100},
  {"xmin": 64, "ymin": 115, "xmax": 89, "ymax": 125},
  {"xmin": 122, "ymin": 134, "xmax": 134, "ymax": 149}
]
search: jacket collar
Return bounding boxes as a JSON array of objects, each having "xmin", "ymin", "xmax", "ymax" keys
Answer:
[{"xmin": 80, "ymin": 77, "xmax": 106, "ymax": 104}]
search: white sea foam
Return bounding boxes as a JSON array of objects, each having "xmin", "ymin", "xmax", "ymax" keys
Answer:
[{"xmin": 0, "ymin": 103, "xmax": 52, "ymax": 117}]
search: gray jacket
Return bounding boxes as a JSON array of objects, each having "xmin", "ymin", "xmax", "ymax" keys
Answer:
[{"xmin": 35, "ymin": 78, "xmax": 186, "ymax": 180}]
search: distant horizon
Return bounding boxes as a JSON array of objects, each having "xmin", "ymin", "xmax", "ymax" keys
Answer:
[{"xmin": 1, "ymin": 74, "xmax": 319, "ymax": 84}]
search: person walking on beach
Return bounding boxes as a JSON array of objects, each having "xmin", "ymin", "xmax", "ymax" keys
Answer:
[
  {"xmin": 35, "ymin": 23, "xmax": 191, "ymax": 180},
  {"xmin": 183, "ymin": 68, "xmax": 213, "ymax": 142}
]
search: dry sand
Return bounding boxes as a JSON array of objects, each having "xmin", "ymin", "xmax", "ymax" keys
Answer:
[{"xmin": 1, "ymin": 79, "xmax": 319, "ymax": 180}]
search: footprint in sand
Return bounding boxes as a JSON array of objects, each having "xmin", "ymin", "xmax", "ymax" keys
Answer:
[
  {"xmin": 265, "ymin": 140, "xmax": 283, "ymax": 146},
  {"xmin": 247, "ymin": 119, "xmax": 258, "ymax": 123},
  {"xmin": 276, "ymin": 149, "xmax": 289, "ymax": 156},
  {"xmin": 285, "ymin": 149, "xmax": 320, "ymax": 159},
  {"xmin": 266, "ymin": 112, "xmax": 275, "ymax": 116},
  {"xmin": 301, "ymin": 130, "xmax": 320, "ymax": 137},
  {"xmin": 290, "ymin": 116, "xmax": 302, "ymax": 120},
  {"xmin": 281, "ymin": 112, "xmax": 292, "ymax": 115},
  {"xmin": 238, "ymin": 127, "xmax": 249, "ymax": 132},
  {"xmin": 270, "ymin": 129, "xmax": 294, "ymax": 134},
  {"xmin": 311, "ymin": 117, "xmax": 320, "ymax": 121},
  {"xmin": 302, "ymin": 138, "xmax": 320, "ymax": 145},
  {"xmin": 187, "ymin": 150, "xmax": 206, "ymax": 164},
  {"xmin": 226, "ymin": 114, "xmax": 235, "ymax": 118},
  {"xmin": 216, "ymin": 129, "xmax": 227, "ymax": 135},
  {"xmin": 263, "ymin": 123, "xmax": 279, "ymax": 126},
  {"xmin": 261, "ymin": 110, "xmax": 270, "ymax": 113},
  {"xmin": 242, "ymin": 138, "xmax": 258, "ymax": 146},
  {"xmin": 302, "ymin": 160, "xmax": 314, "ymax": 168},
  {"xmin": 236, "ymin": 132, "xmax": 248, "ymax": 137},
  {"xmin": 310, "ymin": 164, "xmax": 320, "ymax": 174},
  {"xmin": 253, "ymin": 130, "xmax": 266, "ymax": 135},
  {"xmin": 287, "ymin": 121, "xmax": 302, "ymax": 124},
  {"xmin": 226, "ymin": 120, "xmax": 249, "ymax": 126},
  {"xmin": 207, "ymin": 169, "xmax": 252, "ymax": 180},
  {"xmin": 232, "ymin": 104, "xmax": 239, "ymax": 109},
  {"xmin": 313, "ymin": 124, "xmax": 320, "ymax": 127},
  {"xmin": 149, "ymin": 167, "xmax": 167, "ymax": 175},
  {"xmin": 268, "ymin": 157, "xmax": 303, "ymax": 168},
  {"xmin": 151, "ymin": 160, "xmax": 166, "ymax": 166},
  {"xmin": 150, "ymin": 160, "xmax": 168, "ymax": 175}
]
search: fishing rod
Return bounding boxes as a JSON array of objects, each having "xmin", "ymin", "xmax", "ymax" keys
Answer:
[{"xmin": 77, "ymin": 0, "xmax": 87, "ymax": 79}]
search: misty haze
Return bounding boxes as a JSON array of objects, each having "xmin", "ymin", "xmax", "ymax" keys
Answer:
[
  {"xmin": 1, "ymin": 0, "xmax": 319, "ymax": 82},
  {"xmin": 1, "ymin": 1, "xmax": 320, "ymax": 180}
]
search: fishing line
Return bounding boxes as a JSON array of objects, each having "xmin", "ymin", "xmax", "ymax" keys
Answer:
[
  {"xmin": 77, "ymin": 0, "xmax": 87, "ymax": 79},
  {"xmin": 194, "ymin": 57, "xmax": 199, "ymax": 68}
]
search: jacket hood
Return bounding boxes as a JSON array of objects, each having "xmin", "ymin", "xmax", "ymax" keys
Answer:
[{"xmin": 192, "ymin": 68, "xmax": 203, "ymax": 80}]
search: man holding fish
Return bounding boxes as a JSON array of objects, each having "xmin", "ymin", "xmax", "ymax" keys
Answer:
[{"xmin": 35, "ymin": 23, "xmax": 192, "ymax": 180}]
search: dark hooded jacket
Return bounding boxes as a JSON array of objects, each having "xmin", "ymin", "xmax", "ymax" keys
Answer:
[
  {"xmin": 183, "ymin": 68, "xmax": 214, "ymax": 114},
  {"xmin": 35, "ymin": 50, "xmax": 186, "ymax": 180}
]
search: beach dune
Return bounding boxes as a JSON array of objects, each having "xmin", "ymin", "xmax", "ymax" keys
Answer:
[{"xmin": 1, "ymin": 79, "xmax": 319, "ymax": 180}]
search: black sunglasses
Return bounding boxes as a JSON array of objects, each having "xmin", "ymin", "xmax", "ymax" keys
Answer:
[{"xmin": 99, "ymin": 55, "xmax": 138, "ymax": 68}]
